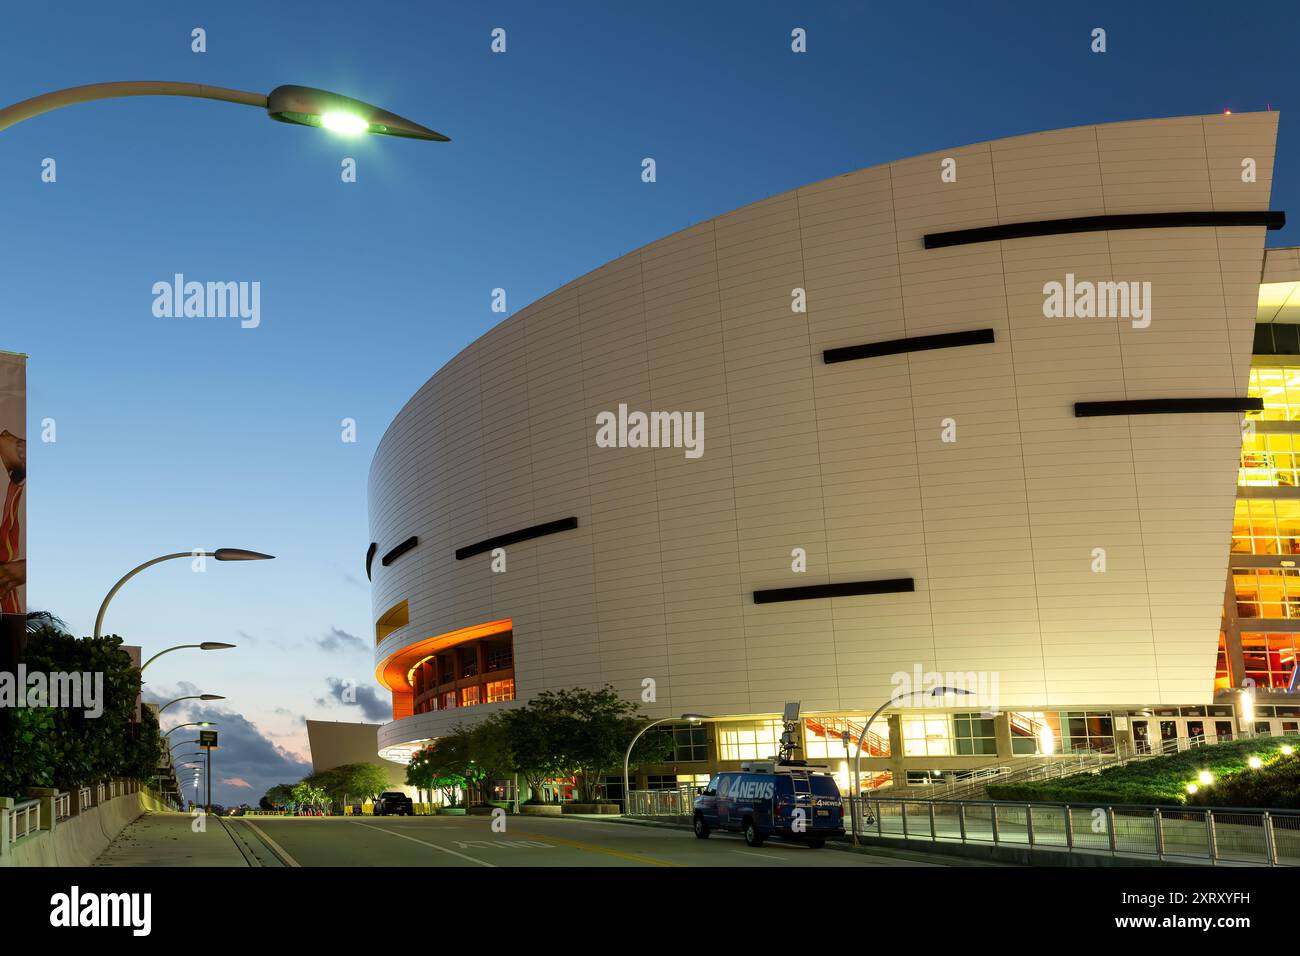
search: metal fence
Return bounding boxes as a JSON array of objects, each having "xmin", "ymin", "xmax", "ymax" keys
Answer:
[
  {"xmin": 848, "ymin": 796, "xmax": 1300, "ymax": 866},
  {"xmin": 625, "ymin": 786, "xmax": 703, "ymax": 819}
]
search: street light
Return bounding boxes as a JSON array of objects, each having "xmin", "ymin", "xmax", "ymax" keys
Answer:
[
  {"xmin": 158, "ymin": 693, "xmax": 224, "ymax": 714},
  {"xmin": 162, "ymin": 722, "xmax": 214, "ymax": 737},
  {"xmin": 142, "ymin": 643, "xmax": 236, "ymax": 672},
  {"xmin": 850, "ymin": 686, "xmax": 976, "ymax": 846},
  {"xmin": 168, "ymin": 739, "xmax": 200, "ymax": 753},
  {"xmin": 0, "ymin": 82, "xmax": 449, "ymax": 141},
  {"xmin": 622, "ymin": 714, "xmax": 709, "ymax": 815},
  {"xmin": 94, "ymin": 548, "xmax": 274, "ymax": 639}
]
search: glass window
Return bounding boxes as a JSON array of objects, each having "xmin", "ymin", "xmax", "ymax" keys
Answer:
[
  {"xmin": 1234, "ymin": 567, "xmax": 1300, "ymax": 619},
  {"xmin": 459, "ymin": 685, "xmax": 480, "ymax": 707},
  {"xmin": 716, "ymin": 719, "xmax": 783, "ymax": 762},
  {"xmin": 1062, "ymin": 711, "xmax": 1115, "ymax": 753},
  {"xmin": 1009, "ymin": 711, "xmax": 1063, "ymax": 755},
  {"xmin": 953, "ymin": 713, "xmax": 997, "ymax": 755},
  {"xmin": 485, "ymin": 678, "xmax": 514, "ymax": 703},
  {"xmin": 1240, "ymin": 632, "xmax": 1300, "ymax": 689},
  {"xmin": 1248, "ymin": 367, "xmax": 1300, "ymax": 422},
  {"xmin": 901, "ymin": 715, "xmax": 953, "ymax": 757}
]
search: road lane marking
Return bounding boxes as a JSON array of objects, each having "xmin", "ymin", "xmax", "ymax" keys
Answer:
[
  {"xmin": 729, "ymin": 850, "xmax": 784, "ymax": 863},
  {"xmin": 239, "ymin": 820, "xmax": 301, "ymax": 868},
  {"xmin": 512, "ymin": 828, "xmax": 684, "ymax": 867},
  {"xmin": 354, "ymin": 820, "xmax": 495, "ymax": 867}
]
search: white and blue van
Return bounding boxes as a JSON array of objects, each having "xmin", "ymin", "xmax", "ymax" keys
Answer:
[{"xmin": 692, "ymin": 761, "xmax": 845, "ymax": 848}]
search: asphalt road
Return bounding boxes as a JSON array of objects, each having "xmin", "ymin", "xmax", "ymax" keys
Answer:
[{"xmin": 233, "ymin": 815, "xmax": 953, "ymax": 868}]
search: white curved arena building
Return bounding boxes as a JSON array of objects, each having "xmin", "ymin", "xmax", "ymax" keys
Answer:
[{"xmin": 368, "ymin": 112, "xmax": 1300, "ymax": 796}]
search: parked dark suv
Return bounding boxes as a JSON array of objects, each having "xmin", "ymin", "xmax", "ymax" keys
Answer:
[{"xmin": 373, "ymin": 791, "xmax": 414, "ymax": 816}]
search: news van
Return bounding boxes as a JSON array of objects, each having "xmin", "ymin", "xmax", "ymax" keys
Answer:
[{"xmin": 692, "ymin": 761, "xmax": 845, "ymax": 849}]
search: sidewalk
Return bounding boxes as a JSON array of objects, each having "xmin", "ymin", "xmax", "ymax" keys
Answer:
[{"xmin": 92, "ymin": 811, "xmax": 249, "ymax": 867}]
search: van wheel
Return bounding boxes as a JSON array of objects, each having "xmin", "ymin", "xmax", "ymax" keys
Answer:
[
  {"xmin": 806, "ymin": 837, "xmax": 826, "ymax": 849},
  {"xmin": 693, "ymin": 814, "xmax": 710, "ymax": 839},
  {"xmin": 743, "ymin": 819, "xmax": 765, "ymax": 847}
]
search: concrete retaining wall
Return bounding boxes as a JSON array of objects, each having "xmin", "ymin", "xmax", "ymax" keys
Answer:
[{"xmin": 4, "ymin": 789, "xmax": 163, "ymax": 867}]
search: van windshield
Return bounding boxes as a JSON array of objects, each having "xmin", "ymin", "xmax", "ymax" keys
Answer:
[{"xmin": 810, "ymin": 776, "xmax": 840, "ymax": 798}]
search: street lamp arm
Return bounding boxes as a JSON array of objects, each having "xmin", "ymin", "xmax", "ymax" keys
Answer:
[
  {"xmin": 0, "ymin": 82, "xmax": 266, "ymax": 133},
  {"xmin": 94, "ymin": 552, "xmax": 205, "ymax": 639},
  {"xmin": 622, "ymin": 717, "xmax": 673, "ymax": 812},
  {"xmin": 141, "ymin": 645, "xmax": 204, "ymax": 672}
]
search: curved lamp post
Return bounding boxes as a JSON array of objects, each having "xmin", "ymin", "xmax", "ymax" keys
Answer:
[
  {"xmin": 158, "ymin": 693, "xmax": 224, "ymax": 715},
  {"xmin": 162, "ymin": 721, "xmax": 214, "ymax": 737},
  {"xmin": 622, "ymin": 714, "xmax": 709, "ymax": 815},
  {"xmin": 142, "ymin": 643, "xmax": 236, "ymax": 672},
  {"xmin": 850, "ymin": 686, "xmax": 975, "ymax": 846},
  {"xmin": 0, "ymin": 82, "xmax": 449, "ymax": 141},
  {"xmin": 94, "ymin": 549, "xmax": 273, "ymax": 640},
  {"xmin": 168, "ymin": 739, "xmax": 200, "ymax": 753}
]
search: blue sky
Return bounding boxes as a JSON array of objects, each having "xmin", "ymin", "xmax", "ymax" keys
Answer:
[{"xmin": 4, "ymin": 0, "xmax": 1298, "ymax": 804}]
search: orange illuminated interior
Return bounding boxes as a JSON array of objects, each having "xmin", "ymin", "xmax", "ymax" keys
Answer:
[{"xmin": 375, "ymin": 618, "xmax": 513, "ymax": 693}]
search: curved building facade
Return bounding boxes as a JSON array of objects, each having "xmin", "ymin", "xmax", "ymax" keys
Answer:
[{"xmin": 370, "ymin": 112, "xmax": 1289, "ymax": 785}]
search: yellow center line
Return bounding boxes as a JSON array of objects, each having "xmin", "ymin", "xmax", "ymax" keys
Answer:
[{"xmin": 512, "ymin": 828, "xmax": 686, "ymax": 867}]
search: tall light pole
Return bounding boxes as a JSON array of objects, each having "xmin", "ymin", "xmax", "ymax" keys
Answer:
[
  {"xmin": 94, "ymin": 549, "xmax": 273, "ymax": 639},
  {"xmin": 850, "ymin": 686, "xmax": 975, "ymax": 846},
  {"xmin": 0, "ymin": 82, "xmax": 449, "ymax": 141},
  {"xmin": 158, "ymin": 693, "xmax": 224, "ymax": 714},
  {"xmin": 622, "ymin": 714, "xmax": 709, "ymax": 814}
]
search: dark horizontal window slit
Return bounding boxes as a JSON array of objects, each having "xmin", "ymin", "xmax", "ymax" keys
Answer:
[
  {"xmin": 365, "ymin": 542, "xmax": 378, "ymax": 580},
  {"xmin": 456, "ymin": 517, "xmax": 579, "ymax": 560},
  {"xmin": 753, "ymin": 578, "xmax": 915, "ymax": 604},
  {"xmin": 824, "ymin": 328, "xmax": 994, "ymax": 365},
  {"xmin": 924, "ymin": 210, "xmax": 1285, "ymax": 250},
  {"xmin": 1074, "ymin": 397, "xmax": 1264, "ymax": 417},
  {"xmin": 381, "ymin": 536, "xmax": 418, "ymax": 567}
]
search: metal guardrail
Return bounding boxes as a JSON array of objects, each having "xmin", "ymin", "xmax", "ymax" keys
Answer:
[
  {"xmin": 847, "ymin": 796, "xmax": 1299, "ymax": 866},
  {"xmin": 54, "ymin": 792, "xmax": 70, "ymax": 821},
  {"xmin": 625, "ymin": 787, "xmax": 703, "ymax": 818}
]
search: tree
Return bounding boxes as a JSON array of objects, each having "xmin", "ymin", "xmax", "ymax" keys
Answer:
[
  {"xmin": 262, "ymin": 783, "xmax": 295, "ymax": 810},
  {"xmin": 290, "ymin": 780, "xmax": 326, "ymax": 810},
  {"xmin": 501, "ymin": 702, "xmax": 567, "ymax": 803},
  {"xmin": 2, "ymin": 626, "xmax": 153, "ymax": 792},
  {"xmin": 406, "ymin": 743, "xmax": 467, "ymax": 806},
  {"xmin": 504, "ymin": 686, "xmax": 668, "ymax": 803},
  {"xmin": 308, "ymin": 763, "xmax": 390, "ymax": 806}
]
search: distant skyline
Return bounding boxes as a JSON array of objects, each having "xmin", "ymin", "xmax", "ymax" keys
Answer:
[{"xmin": 5, "ymin": 0, "xmax": 1299, "ymax": 804}]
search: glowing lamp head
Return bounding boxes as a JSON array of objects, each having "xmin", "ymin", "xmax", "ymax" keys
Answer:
[
  {"xmin": 1198, "ymin": 770, "xmax": 1214, "ymax": 786},
  {"xmin": 266, "ymin": 85, "xmax": 450, "ymax": 141},
  {"xmin": 1186, "ymin": 783, "xmax": 1199, "ymax": 795},
  {"xmin": 1283, "ymin": 744, "xmax": 1295, "ymax": 756},
  {"xmin": 319, "ymin": 111, "xmax": 369, "ymax": 135},
  {"xmin": 1248, "ymin": 756, "xmax": 1264, "ymax": 769}
]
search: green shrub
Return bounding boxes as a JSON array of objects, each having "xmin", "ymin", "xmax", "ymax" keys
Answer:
[{"xmin": 986, "ymin": 735, "xmax": 1300, "ymax": 808}]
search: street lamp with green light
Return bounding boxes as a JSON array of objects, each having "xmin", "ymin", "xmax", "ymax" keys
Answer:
[{"xmin": 0, "ymin": 82, "xmax": 449, "ymax": 141}]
